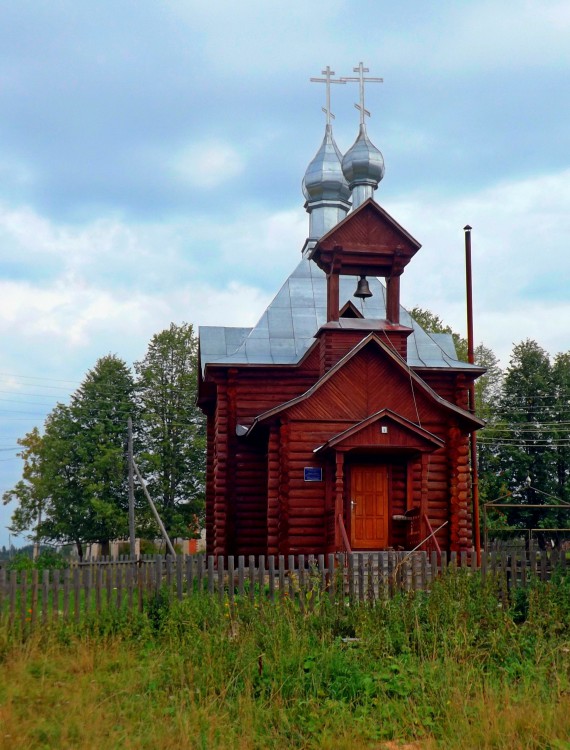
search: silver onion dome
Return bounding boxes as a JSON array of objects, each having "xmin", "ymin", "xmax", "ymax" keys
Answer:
[
  {"xmin": 303, "ymin": 124, "xmax": 351, "ymax": 241},
  {"xmin": 303, "ymin": 124, "xmax": 351, "ymax": 202},
  {"xmin": 341, "ymin": 123, "xmax": 385, "ymax": 208}
]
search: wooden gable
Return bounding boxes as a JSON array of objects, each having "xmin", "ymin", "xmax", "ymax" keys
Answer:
[
  {"xmin": 285, "ymin": 344, "xmax": 441, "ymax": 425},
  {"xmin": 251, "ymin": 334, "xmax": 483, "ymax": 435},
  {"xmin": 310, "ymin": 199, "xmax": 421, "ymax": 278}
]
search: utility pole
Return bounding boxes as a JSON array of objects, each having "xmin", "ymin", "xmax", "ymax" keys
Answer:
[
  {"xmin": 132, "ymin": 460, "xmax": 177, "ymax": 557},
  {"xmin": 464, "ymin": 225, "xmax": 481, "ymax": 565},
  {"xmin": 128, "ymin": 417, "xmax": 136, "ymax": 558}
]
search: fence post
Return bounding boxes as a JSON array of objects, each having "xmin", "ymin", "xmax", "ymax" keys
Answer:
[
  {"xmin": 105, "ymin": 563, "xmax": 113, "ymax": 607},
  {"xmin": 52, "ymin": 569, "xmax": 61, "ymax": 622},
  {"xmin": 20, "ymin": 570, "xmax": 28, "ymax": 634},
  {"xmin": 228, "ymin": 556, "xmax": 235, "ymax": 606},
  {"xmin": 268, "ymin": 556, "xmax": 275, "ymax": 603},
  {"xmin": 357, "ymin": 554, "xmax": 365, "ymax": 602},
  {"xmin": 238, "ymin": 556, "xmax": 245, "ymax": 597},
  {"xmin": 346, "ymin": 553, "xmax": 354, "ymax": 602},
  {"xmin": 185, "ymin": 555, "xmax": 194, "ymax": 596},
  {"xmin": 278, "ymin": 555, "xmax": 285, "ymax": 601},
  {"xmin": 248, "ymin": 556, "xmax": 255, "ymax": 603},
  {"xmin": 155, "ymin": 556, "xmax": 162, "ymax": 597},
  {"xmin": 84, "ymin": 568, "xmax": 92, "ymax": 620},
  {"xmin": 207, "ymin": 556, "xmax": 215, "ymax": 595},
  {"xmin": 258, "ymin": 555, "xmax": 266, "ymax": 604},
  {"xmin": 288, "ymin": 555, "xmax": 295, "ymax": 599},
  {"xmin": 327, "ymin": 553, "xmax": 335, "ymax": 603},
  {"xmin": 31, "ymin": 568, "xmax": 39, "ymax": 627},
  {"xmin": 93, "ymin": 567, "xmax": 101, "ymax": 614},
  {"xmin": 298, "ymin": 555, "xmax": 305, "ymax": 613},
  {"xmin": 540, "ymin": 551, "xmax": 547, "ymax": 582},
  {"xmin": 115, "ymin": 564, "xmax": 123, "ymax": 611},
  {"xmin": 318, "ymin": 554, "xmax": 326, "ymax": 598},
  {"xmin": 217, "ymin": 556, "xmax": 225, "ymax": 604},
  {"xmin": 197, "ymin": 556, "xmax": 205, "ymax": 594},
  {"xmin": 166, "ymin": 555, "xmax": 173, "ymax": 590},
  {"xmin": 176, "ymin": 555, "xmax": 183, "ymax": 601}
]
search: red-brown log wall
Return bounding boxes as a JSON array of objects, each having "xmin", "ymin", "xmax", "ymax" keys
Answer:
[
  {"xmin": 205, "ymin": 335, "xmax": 475, "ymax": 556},
  {"xmin": 232, "ymin": 438, "xmax": 268, "ymax": 557}
]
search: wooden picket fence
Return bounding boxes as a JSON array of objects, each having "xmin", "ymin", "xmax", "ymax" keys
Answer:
[{"xmin": 0, "ymin": 548, "xmax": 567, "ymax": 631}]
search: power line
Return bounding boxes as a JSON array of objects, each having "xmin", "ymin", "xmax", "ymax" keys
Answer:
[{"xmin": 0, "ymin": 372, "xmax": 82, "ymax": 384}]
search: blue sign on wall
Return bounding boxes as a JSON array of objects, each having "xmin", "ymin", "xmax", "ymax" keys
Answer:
[{"xmin": 304, "ymin": 467, "xmax": 323, "ymax": 482}]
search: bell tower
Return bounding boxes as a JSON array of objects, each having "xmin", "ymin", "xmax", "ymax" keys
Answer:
[
  {"xmin": 310, "ymin": 199, "xmax": 421, "ymax": 371},
  {"xmin": 310, "ymin": 199, "xmax": 421, "ymax": 324}
]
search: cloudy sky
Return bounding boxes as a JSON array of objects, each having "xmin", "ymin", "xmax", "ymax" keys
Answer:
[{"xmin": 1, "ymin": 0, "xmax": 569, "ymax": 546}]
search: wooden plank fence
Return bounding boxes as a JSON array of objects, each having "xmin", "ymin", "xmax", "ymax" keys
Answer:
[{"xmin": 0, "ymin": 549, "xmax": 567, "ymax": 631}]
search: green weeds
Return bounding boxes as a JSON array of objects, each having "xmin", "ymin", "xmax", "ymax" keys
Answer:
[{"xmin": 1, "ymin": 569, "xmax": 570, "ymax": 748}]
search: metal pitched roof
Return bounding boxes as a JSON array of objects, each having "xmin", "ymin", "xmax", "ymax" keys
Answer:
[{"xmin": 199, "ymin": 257, "xmax": 480, "ymax": 374}]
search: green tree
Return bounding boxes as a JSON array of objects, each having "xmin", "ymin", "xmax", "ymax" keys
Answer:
[
  {"xmin": 134, "ymin": 323, "xmax": 205, "ymax": 538},
  {"xmin": 499, "ymin": 340, "xmax": 555, "ymax": 500},
  {"xmin": 409, "ymin": 306, "xmax": 468, "ymax": 362},
  {"xmin": 4, "ymin": 355, "xmax": 136, "ymax": 559},
  {"xmin": 473, "ymin": 343, "xmax": 502, "ymax": 419},
  {"xmin": 2, "ymin": 427, "xmax": 47, "ymax": 551},
  {"xmin": 409, "ymin": 306, "xmax": 505, "ymax": 508},
  {"xmin": 409, "ymin": 306, "xmax": 502, "ymax": 415},
  {"xmin": 486, "ymin": 340, "xmax": 570, "ymax": 541}
]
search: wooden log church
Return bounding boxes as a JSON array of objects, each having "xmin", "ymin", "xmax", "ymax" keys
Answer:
[{"xmin": 198, "ymin": 65, "xmax": 485, "ymax": 557}]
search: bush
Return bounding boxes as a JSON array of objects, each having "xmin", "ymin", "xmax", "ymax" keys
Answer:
[{"xmin": 5, "ymin": 549, "xmax": 68, "ymax": 575}]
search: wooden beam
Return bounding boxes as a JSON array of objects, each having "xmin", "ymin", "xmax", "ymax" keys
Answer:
[
  {"xmin": 386, "ymin": 274, "xmax": 401, "ymax": 324},
  {"xmin": 327, "ymin": 272, "xmax": 340, "ymax": 322}
]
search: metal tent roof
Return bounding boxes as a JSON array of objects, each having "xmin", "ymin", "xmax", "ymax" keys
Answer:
[{"xmin": 200, "ymin": 257, "xmax": 480, "ymax": 374}]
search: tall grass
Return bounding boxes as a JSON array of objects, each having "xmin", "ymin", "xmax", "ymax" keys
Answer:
[{"xmin": 1, "ymin": 570, "xmax": 569, "ymax": 749}]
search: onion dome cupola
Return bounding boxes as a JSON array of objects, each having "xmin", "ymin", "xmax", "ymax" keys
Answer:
[
  {"xmin": 341, "ymin": 124, "xmax": 385, "ymax": 208},
  {"xmin": 303, "ymin": 67, "xmax": 352, "ymax": 247},
  {"xmin": 340, "ymin": 62, "xmax": 385, "ymax": 209},
  {"xmin": 303, "ymin": 123, "xmax": 351, "ymax": 241}
]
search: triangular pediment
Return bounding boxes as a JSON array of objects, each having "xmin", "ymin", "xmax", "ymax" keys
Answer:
[
  {"xmin": 314, "ymin": 409, "xmax": 445, "ymax": 454},
  {"xmin": 249, "ymin": 334, "xmax": 484, "ymax": 433},
  {"xmin": 310, "ymin": 199, "xmax": 421, "ymax": 278}
]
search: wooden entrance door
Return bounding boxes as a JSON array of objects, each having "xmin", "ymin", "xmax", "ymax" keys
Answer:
[{"xmin": 350, "ymin": 465, "xmax": 389, "ymax": 549}]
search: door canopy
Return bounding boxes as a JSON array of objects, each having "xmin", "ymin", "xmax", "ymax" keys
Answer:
[{"xmin": 314, "ymin": 408, "xmax": 445, "ymax": 455}]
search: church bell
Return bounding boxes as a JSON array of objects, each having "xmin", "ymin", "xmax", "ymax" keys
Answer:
[{"xmin": 354, "ymin": 275, "xmax": 372, "ymax": 299}]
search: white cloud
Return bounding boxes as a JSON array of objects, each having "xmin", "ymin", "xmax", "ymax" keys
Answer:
[
  {"xmin": 371, "ymin": 0, "xmax": 570, "ymax": 73},
  {"xmin": 168, "ymin": 0, "xmax": 347, "ymax": 74},
  {"xmin": 390, "ymin": 167, "xmax": 570, "ymax": 365},
  {"xmin": 2, "ymin": 164, "xmax": 569, "ymax": 374},
  {"xmin": 0, "ymin": 275, "xmax": 270, "ymax": 357},
  {"xmin": 172, "ymin": 140, "xmax": 245, "ymax": 189}
]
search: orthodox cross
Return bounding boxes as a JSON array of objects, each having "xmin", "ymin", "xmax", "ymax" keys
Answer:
[
  {"xmin": 341, "ymin": 62, "xmax": 383, "ymax": 124},
  {"xmin": 310, "ymin": 66, "xmax": 345, "ymax": 126}
]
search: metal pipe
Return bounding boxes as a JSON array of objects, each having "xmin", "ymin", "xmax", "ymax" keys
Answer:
[
  {"xmin": 128, "ymin": 416, "xmax": 136, "ymax": 558},
  {"xmin": 464, "ymin": 225, "xmax": 474, "ymax": 364},
  {"xmin": 465, "ymin": 225, "xmax": 481, "ymax": 565}
]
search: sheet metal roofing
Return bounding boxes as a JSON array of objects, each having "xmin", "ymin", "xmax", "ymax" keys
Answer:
[{"xmin": 200, "ymin": 257, "xmax": 480, "ymax": 374}]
